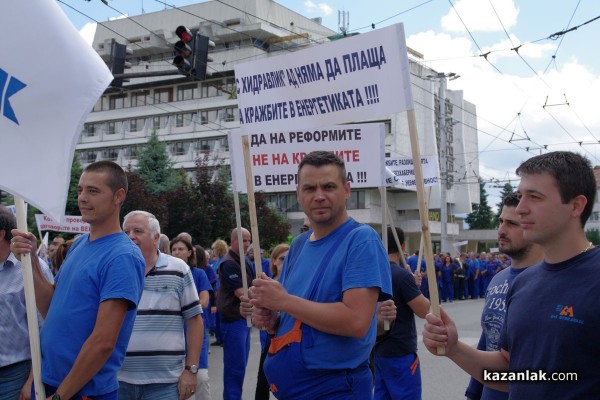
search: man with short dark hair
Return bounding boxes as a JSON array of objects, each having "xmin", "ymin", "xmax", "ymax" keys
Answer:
[
  {"xmin": 244, "ymin": 151, "xmax": 392, "ymax": 398},
  {"xmin": 12, "ymin": 160, "xmax": 145, "ymax": 400},
  {"xmin": 464, "ymin": 192, "xmax": 543, "ymax": 400},
  {"xmin": 0, "ymin": 206, "xmax": 54, "ymax": 399},
  {"xmin": 424, "ymin": 151, "xmax": 600, "ymax": 399}
]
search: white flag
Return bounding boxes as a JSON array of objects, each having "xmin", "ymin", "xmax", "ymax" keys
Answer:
[{"xmin": 0, "ymin": 0, "xmax": 112, "ymax": 221}]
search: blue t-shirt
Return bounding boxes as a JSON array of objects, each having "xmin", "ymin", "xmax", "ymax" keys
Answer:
[
  {"xmin": 277, "ymin": 218, "xmax": 392, "ymax": 370},
  {"xmin": 466, "ymin": 267, "xmax": 526, "ymax": 400},
  {"xmin": 40, "ymin": 233, "xmax": 145, "ymax": 396},
  {"xmin": 500, "ymin": 247, "xmax": 600, "ymax": 399},
  {"xmin": 191, "ymin": 267, "xmax": 212, "ymax": 321},
  {"xmin": 406, "ymin": 255, "xmax": 425, "ymax": 274}
]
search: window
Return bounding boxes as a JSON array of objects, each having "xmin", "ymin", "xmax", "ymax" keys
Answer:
[
  {"xmin": 153, "ymin": 88, "xmax": 172, "ymax": 104},
  {"xmin": 175, "ymin": 112, "xmax": 195, "ymax": 128},
  {"xmin": 152, "ymin": 116, "xmax": 169, "ymax": 129},
  {"xmin": 177, "ymin": 84, "xmax": 196, "ymax": 101},
  {"xmin": 200, "ymin": 81, "xmax": 218, "ymax": 98},
  {"xmin": 109, "ymin": 94, "xmax": 127, "ymax": 110},
  {"xmin": 220, "ymin": 107, "xmax": 236, "ymax": 122},
  {"xmin": 102, "ymin": 148, "xmax": 119, "ymax": 161},
  {"xmin": 81, "ymin": 150, "xmax": 98, "ymax": 163},
  {"xmin": 199, "ymin": 111, "xmax": 209, "ymax": 125},
  {"xmin": 107, "ymin": 121, "xmax": 116, "ymax": 135},
  {"xmin": 131, "ymin": 91, "xmax": 149, "ymax": 107},
  {"xmin": 129, "ymin": 118, "xmax": 145, "ymax": 132},
  {"xmin": 84, "ymin": 123, "xmax": 101, "ymax": 137},
  {"xmin": 264, "ymin": 193, "xmax": 300, "ymax": 212},
  {"xmin": 171, "ymin": 141, "xmax": 190, "ymax": 155},
  {"xmin": 347, "ymin": 190, "xmax": 365, "ymax": 209}
]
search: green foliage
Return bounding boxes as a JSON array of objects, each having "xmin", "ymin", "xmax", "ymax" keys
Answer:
[
  {"xmin": 239, "ymin": 192, "xmax": 291, "ymax": 250},
  {"xmin": 134, "ymin": 130, "xmax": 182, "ymax": 194},
  {"xmin": 586, "ymin": 228, "xmax": 600, "ymax": 245},
  {"xmin": 66, "ymin": 152, "xmax": 84, "ymax": 216},
  {"xmin": 465, "ymin": 179, "xmax": 495, "ymax": 229},
  {"xmin": 493, "ymin": 182, "xmax": 515, "ymax": 227}
]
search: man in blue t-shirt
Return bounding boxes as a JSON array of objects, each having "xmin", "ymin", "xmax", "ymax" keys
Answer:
[
  {"xmin": 241, "ymin": 151, "xmax": 392, "ymax": 399},
  {"xmin": 423, "ymin": 151, "xmax": 600, "ymax": 399},
  {"xmin": 464, "ymin": 193, "xmax": 543, "ymax": 400},
  {"xmin": 12, "ymin": 161, "xmax": 145, "ymax": 400}
]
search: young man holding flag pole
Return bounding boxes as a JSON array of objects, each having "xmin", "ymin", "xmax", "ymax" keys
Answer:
[{"xmin": 1, "ymin": 0, "xmax": 117, "ymax": 398}]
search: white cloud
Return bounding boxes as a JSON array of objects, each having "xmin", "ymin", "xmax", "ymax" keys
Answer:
[
  {"xmin": 303, "ymin": 0, "xmax": 334, "ymax": 16},
  {"xmin": 441, "ymin": 0, "xmax": 519, "ymax": 33}
]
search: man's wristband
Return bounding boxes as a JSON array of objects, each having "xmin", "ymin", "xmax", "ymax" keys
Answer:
[{"xmin": 51, "ymin": 394, "xmax": 61, "ymax": 400}]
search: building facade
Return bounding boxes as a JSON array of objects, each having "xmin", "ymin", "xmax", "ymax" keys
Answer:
[{"xmin": 82, "ymin": 0, "xmax": 480, "ymax": 252}]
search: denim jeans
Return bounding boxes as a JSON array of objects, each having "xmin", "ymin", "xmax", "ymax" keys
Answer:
[
  {"xmin": 118, "ymin": 381, "xmax": 178, "ymax": 400},
  {"xmin": 0, "ymin": 360, "xmax": 30, "ymax": 400},
  {"xmin": 220, "ymin": 318, "xmax": 250, "ymax": 400}
]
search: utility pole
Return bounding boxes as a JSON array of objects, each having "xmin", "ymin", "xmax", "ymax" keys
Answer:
[{"xmin": 427, "ymin": 72, "xmax": 459, "ymax": 254}]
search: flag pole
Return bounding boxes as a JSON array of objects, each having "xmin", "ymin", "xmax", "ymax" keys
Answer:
[
  {"xmin": 15, "ymin": 197, "xmax": 46, "ymax": 399},
  {"xmin": 242, "ymin": 136, "xmax": 262, "ymax": 278},
  {"xmin": 406, "ymin": 109, "xmax": 444, "ymax": 355},
  {"xmin": 233, "ymin": 191, "xmax": 252, "ymax": 328}
]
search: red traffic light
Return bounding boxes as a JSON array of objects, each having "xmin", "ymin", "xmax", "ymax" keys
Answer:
[{"xmin": 176, "ymin": 26, "xmax": 193, "ymax": 43}]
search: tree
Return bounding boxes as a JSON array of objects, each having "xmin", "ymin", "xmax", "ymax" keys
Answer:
[
  {"xmin": 586, "ymin": 229, "xmax": 600, "ymax": 246},
  {"xmin": 239, "ymin": 192, "xmax": 290, "ymax": 250},
  {"xmin": 465, "ymin": 179, "xmax": 495, "ymax": 229},
  {"xmin": 134, "ymin": 130, "xmax": 182, "ymax": 194},
  {"xmin": 493, "ymin": 182, "xmax": 515, "ymax": 226},
  {"xmin": 65, "ymin": 152, "xmax": 84, "ymax": 216}
]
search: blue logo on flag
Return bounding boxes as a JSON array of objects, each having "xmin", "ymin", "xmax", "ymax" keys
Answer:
[{"xmin": 0, "ymin": 68, "xmax": 27, "ymax": 125}]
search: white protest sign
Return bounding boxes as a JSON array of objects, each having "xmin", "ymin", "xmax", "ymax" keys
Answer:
[
  {"xmin": 384, "ymin": 156, "xmax": 440, "ymax": 190},
  {"xmin": 35, "ymin": 214, "xmax": 90, "ymax": 234},
  {"xmin": 235, "ymin": 23, "xmax": 413, "ymax": 134},
  {"xmin": 229, "ymin": 124, "xmax": 385, "ymax": 193}
]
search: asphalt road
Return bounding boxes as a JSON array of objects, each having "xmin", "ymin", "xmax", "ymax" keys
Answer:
[{"xmin": 206, "ymin": 298, "xmax": 485, "ymax": 400}]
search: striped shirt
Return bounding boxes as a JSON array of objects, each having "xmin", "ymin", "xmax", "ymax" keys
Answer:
[
  {"xmin": 118, "ymin": 252, "xmax": 202, "ymax": 384},
  {"xmin": 0, "ymin": 252, "xmax": 53, "ymax": 367}
]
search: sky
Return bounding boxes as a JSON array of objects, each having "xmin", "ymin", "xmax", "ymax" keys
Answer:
[{"xmin": 59, "ymin": 0, "xmax": 600, "ymax": 209}]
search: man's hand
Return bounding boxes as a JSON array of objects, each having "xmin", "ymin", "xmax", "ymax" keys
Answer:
[
  {"xmin": 248, "ymin": 274, "xmax": 289, "ymax": 311},
  {"xmin": 178, "ymin": 370, "xmax": 198, "ymax": 400},
  {"xmin": 20, "ymin": 370, "xmax": 32, "ymax": 400},
  {"xmin": 239, "ymin": 295, "xmax": 253, "ymax": 318},
  {"xmin": 413, "ymin": 270, "xmax": 423, "ymax": 286},
  {"xmin": 377, "ymin": 299, "xmax": 396, "ymax": 323},
  {"xmin": 422, "ymin": 307, "xmax": 458, "ymax": 357},
  {"xmin": 10, "ymin": 229, "xmax": 37, "ymax": 260}
]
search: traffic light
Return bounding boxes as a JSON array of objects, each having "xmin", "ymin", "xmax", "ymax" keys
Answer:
[
  {"xmin": 192, "ymin": 35, "xmax": 214, "ymax": 81},
  {"xmin": 173, "ymin": 26, "xmax": 194, "ymax": 76},
  {"xmin": 173, "ymin": 25, "xmax": 214, "ymax": 80},
  {"xmin": 109, "ymin": 40, "xmax": 132, "ymax": 88}
]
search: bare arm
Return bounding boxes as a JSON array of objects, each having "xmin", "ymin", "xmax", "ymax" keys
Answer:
[
  {"xmin": 407, "ymin": 294, "xmax": 430, "ymax": 319},
  {"xmin": 199, "ymin": 290, "xmax": 209, "ymax": 309},
  {"xmin": 423, "ymin": 307, "xmax": 509, "ymax": 391},
  {"xmin": 250, "ymin": 277, "xmax": 379, "ymax": 338},
  {"xmin": 179, "ymin": 314, "xmax": 203, "ymax": 400},
  {"xmin": 54, "ymin": 299, "xmax": 129, "ymax": 399},
  {"xmin": 11, "ymin": 230, "xmax": 55, "ymax": 317}
]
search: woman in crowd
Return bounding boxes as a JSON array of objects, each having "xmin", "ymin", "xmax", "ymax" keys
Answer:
[{"xmin": 171, "ymin": 237, "xmax": 212, "ymax": 400}]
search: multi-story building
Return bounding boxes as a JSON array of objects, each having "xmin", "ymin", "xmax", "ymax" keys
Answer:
[{"xmin": 82, "ymin": 0, "xmax": 480, "ymax": 252}]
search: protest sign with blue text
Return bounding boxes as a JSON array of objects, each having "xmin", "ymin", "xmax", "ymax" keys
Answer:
[
  {"xmin": 385, "ymin": 156, "xmax": 440, "ymax": 190},
  {"xmin": 235, "ymin": 23, "xmax": 413, "ymax": 134},
  {"xmin": 0, "ymin": 0, "xmax": 113, "ymax": 221},
  {"xmin": 229, "ymin": 124, "xmax": 385, "ymax": 193}
]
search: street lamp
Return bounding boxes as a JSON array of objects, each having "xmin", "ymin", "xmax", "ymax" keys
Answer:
[{"xmin": 425, "ymin": 72, "xmax": 460, "ymax": 254}]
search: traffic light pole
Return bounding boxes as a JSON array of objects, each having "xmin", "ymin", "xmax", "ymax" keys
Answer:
[{"xmin": 112, "ymin": 70, "xmax": 188, "ymax": 79}]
